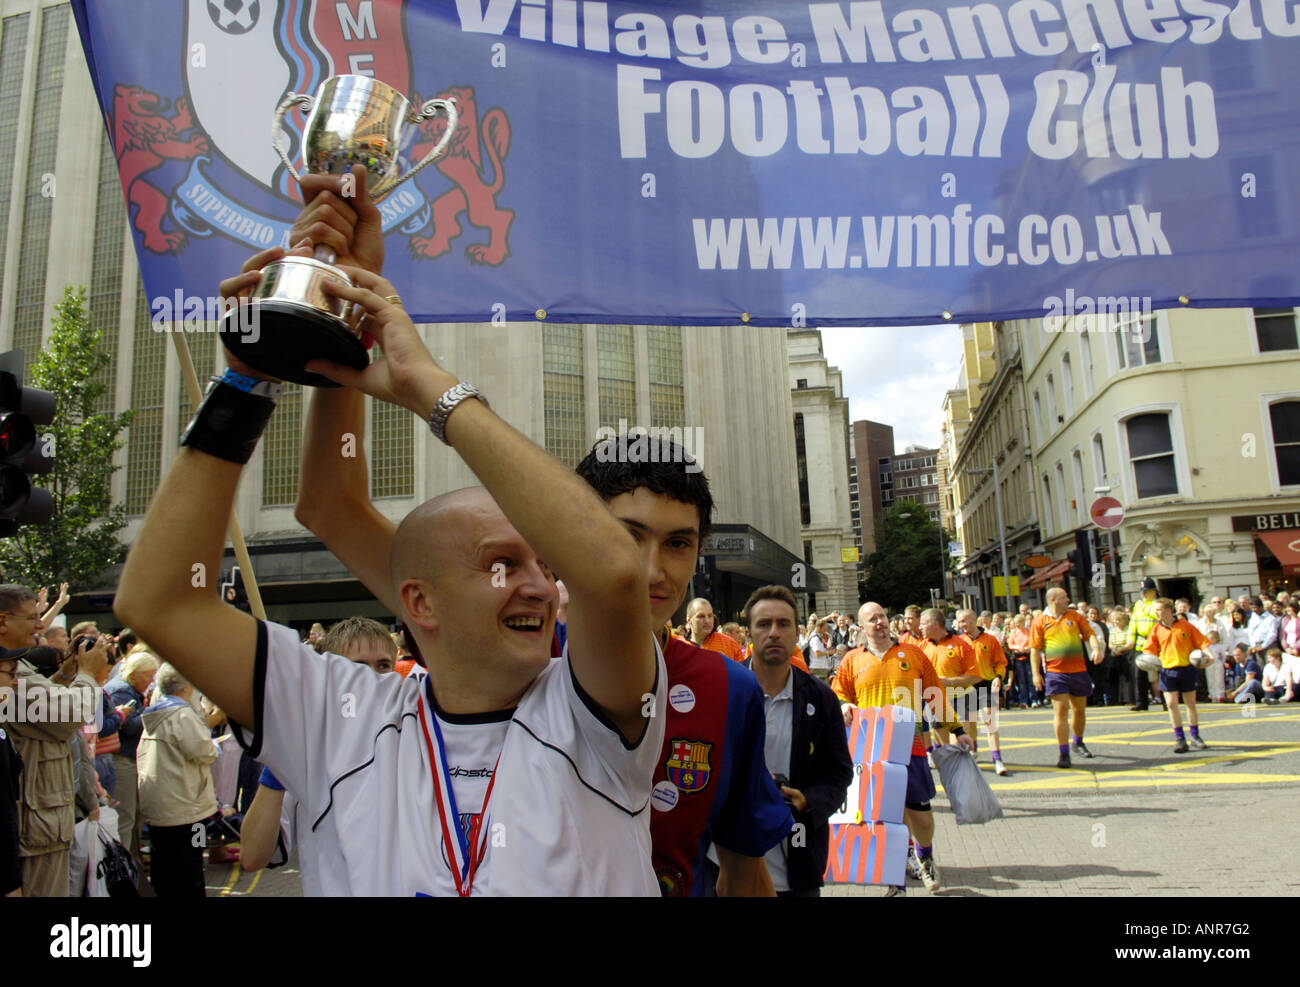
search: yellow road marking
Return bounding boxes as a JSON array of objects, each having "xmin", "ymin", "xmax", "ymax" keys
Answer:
[
  {"xmin": 220, "ymin": 862, "xmax": 240, "ymax": 896},
  {"xmin": 988, "ymin": 772, "xmax": 1300, "ymax": 791}
]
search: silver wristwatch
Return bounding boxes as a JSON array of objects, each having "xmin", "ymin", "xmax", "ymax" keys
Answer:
[{"xmin": 428, "ymin": 381, "xmax": 488, "ymax": 445}]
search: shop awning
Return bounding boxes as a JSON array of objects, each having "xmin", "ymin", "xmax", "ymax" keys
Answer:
[
  {"xmin": 1257, "ymin": 530, "xmax": 1300, "ymax": 572},
  {"xmin": 1024, "ymin": 559, "xmax": 1070, "ymax": 590}
]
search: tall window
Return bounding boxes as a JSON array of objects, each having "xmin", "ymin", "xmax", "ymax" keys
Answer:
[
  {"xmin": 1079, "ymin": 331, "xmax": 1095, "ymax": 396},
  {"xmin": 542, "ymin": 324, "xmax": 586, "ymax": 467},
  {"xmin": 794, "ymin": 413, "xmax": 811, "ymax": 526},
  {"xmin": 1061, "ymin": 353, "xmax": 1075, "ymax": 417},
  {"xmin": 90, "ymin": 137, "xmax": 128, "ymax": 412},
  {"xmin": 126, "ymin": 282, "xmax": 165, "ymax": 515},
  {"xmin": 370, "ymin": 391, "xmax": 413, "ymax": 498},
  {"xmin": 1033, "ymin": 390, "xmax": 1044, "ymax": 442},
  {"xmin": 1126, "ymin": 412, "xmax": 1179, "ymax": 498},
  {"xmin": 1092, "ymin": 433, "xmax": 1108, "ymax": 488},
  {"xmin": 0, "ymin": 14, "xmax": 31, "ymax": 286},
  {"xmin": 11, "ymin": 6, "xmax": 70, "ymax": 368},
  {"xmin": 262, "ymin": 384, "xmax": 304, "ymax": 505},
  {"xmin": 1254, "ymin": 308, "xmax": 1298, "ymax": 352},
  {"xmin": 1114, "ymin": 314, "xmax": 1162, "ymax": 369},
  {"xmin": 1045, "ymin": 374, "xmax": 1058, "ymax": 426},
  {"xmin": 1270, "ymin": 400, "xmax": 1300, "ymax": 487},
  {"xmin": 1041, "ymin": 474, "xmax": 1054, "ymax": 532},
  {"xmin": 647, "ymin": 325, "xmax": 684, "ymax": 428},
  {"xmin": 597, "ymin": 325, "xmax": 635, "ymax": 429},
  {"xmin": 1054, "ymin": 462, "xmax": 1068, "ymax": 530},
  {"xmin": 1071, "ymin": 450, "xmax": 1086, "ymax": 526}
]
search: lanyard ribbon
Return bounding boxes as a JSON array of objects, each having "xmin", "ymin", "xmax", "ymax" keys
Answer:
[{"xmin": 417, "ymin": 686, "xmax": 503, "ymax": 897}]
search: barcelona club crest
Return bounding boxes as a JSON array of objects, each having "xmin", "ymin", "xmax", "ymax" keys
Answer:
[{"xmin": 666, "ymin": 739, "xmax": 713, "ymax": 794}]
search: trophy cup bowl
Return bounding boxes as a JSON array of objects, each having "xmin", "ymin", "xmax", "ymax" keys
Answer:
[{"xmin": 219, "ymin": 75, "xmax": 458, "ymax": 387}]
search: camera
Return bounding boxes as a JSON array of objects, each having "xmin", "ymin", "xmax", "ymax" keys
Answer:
[{"xmin": 71, "ymin": 634, "xmax": 97, "ymax": 655}]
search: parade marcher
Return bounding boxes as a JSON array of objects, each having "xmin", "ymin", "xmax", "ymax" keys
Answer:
[
  {"xmin": 1130, "ymin": 578, "xmax": 1164, "ymax": 711},
  {"xmin": 287, "ymin": 171, "xmax": 791, "ymax": 897},
  {"xmin": 733, "ymin": 586, "xmax": 852, "ymax": 897},
  {"xmin": 686, "ymin": 599, "xmax": 745, "ymax": 662},
  {"xmin": 1143, "ymin": 599, "xmax": 1212, "ymax": 753},
  {"xmin": 832, "ymin": 602, "xmax": 973, "ymax": 895},
  {"xmin": 916, "ymin": 609, "xmax": 979, "ymax": 748},
  {"xmin": 899, "ymin": 606, "xmax": 924, "ymax": 647},
  {"xmin": 115, "ymin": 212, "xmax": 667, "ymax": 893},
  {"xmin": 956, "ymin": 609, "xmax": 1009, "ymax": 775},
  {"xmin": 1030, "ymin": 588, "xmax": 1103, "ymax": 768}
]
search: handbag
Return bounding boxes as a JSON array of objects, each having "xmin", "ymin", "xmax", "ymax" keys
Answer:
[{"xmin": 96, "ymin": 829, "xmax": 141, "ymax": 897}]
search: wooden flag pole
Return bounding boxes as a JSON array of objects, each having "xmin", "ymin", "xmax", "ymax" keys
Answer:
[{"xmin": 170, "ymin": 332, "xmax": 267, "ymax": 621}]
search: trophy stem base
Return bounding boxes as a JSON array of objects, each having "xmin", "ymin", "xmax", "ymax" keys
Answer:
[{"xmin": 219, "ymin": 300, "xmax": 368, "ymax": 388}]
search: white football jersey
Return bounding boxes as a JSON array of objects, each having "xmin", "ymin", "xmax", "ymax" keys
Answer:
[{"xmin": 234, "ymin": 621, "xmax": 665, "ymax": 896}]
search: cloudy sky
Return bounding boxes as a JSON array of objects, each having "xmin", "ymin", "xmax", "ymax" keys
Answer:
[{"xmin": 819, "ymin": 325, "xmax": 964, "ymax": 451}]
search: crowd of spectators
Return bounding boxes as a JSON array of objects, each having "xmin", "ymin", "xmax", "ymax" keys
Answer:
[
  {"xmin": 677, "ymin": 590, "xmax": 1299, "ymax": 710},
  {"xmin": 0, "ymin": 579, "xmax": 402, "ymax": 898}
]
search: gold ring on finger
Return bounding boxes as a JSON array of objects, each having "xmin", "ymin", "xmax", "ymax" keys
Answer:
[{"xmin": 384, "ymin": 294, "xmax": 403, "ymax": 307}]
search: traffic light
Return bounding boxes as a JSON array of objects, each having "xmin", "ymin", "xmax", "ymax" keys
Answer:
[
  {"xmin": 0, "ymin": 350, "xmax": 55, "ymax": 538},
  {"xmin": 1068, "ymin": 529, "xmax": 1093, "ymax": 583},
  {"xmin": 220, "ymin": 565, "xmax": 250, "ymax": 613}
]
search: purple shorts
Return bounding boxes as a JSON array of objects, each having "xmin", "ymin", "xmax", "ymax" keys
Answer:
[
  {"xmin": 1045, "ymin": 670, "xmax": 1093, "ymax": 698},
  {"xmin": 905, "ymin": 753, "xmax": 936, "ymax": 810},
  {"xmin": 1159, "ymin": 665, "xmax": 1200, "ymax": 695}
]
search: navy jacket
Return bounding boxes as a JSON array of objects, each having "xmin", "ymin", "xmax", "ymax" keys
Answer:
[
  {"xmin": 746, "ymin": 662, "xmax": 853, "ymax": 893},
  {"xmin": 104, "ymin": 678, "xmax": 146, "ymax": 759}
]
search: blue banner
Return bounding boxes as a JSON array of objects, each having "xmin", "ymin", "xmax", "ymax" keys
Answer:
[{"xmin": 72, "ymin": 0, "xmax": 1300, "ymax": 326}]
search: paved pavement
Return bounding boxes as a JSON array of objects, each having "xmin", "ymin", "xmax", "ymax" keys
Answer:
[
  {"xmin": 204, "ymin": 702, "xmax": 1300, "ymax": 897},
  {"xmin": 827, "ymin": 702, "xmax": 1300, "ymax": 897}
]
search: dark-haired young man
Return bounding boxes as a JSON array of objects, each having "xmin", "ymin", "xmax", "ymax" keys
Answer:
[{"xmin": 289, "ymin": 178, "xmax": 791, "ymax": 896}]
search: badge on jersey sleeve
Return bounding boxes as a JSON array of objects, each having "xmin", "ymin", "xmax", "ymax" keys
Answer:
[{"xmin": 665, "ymin": 738, "xmax": 713, "ymax": 793}]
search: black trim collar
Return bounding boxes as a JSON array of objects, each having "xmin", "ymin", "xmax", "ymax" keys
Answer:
[{"xmin": 425, "ymin": 675, "xmax": 515, "ymax": 724}]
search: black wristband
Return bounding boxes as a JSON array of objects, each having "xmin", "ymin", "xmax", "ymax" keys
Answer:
[
  {"xmin": 180, "ymin": 381, "xmax": 276, "ymax": 464},
  {"xmin": 952, "ymin": 726, "xmax": 966, "ymax": 737}
]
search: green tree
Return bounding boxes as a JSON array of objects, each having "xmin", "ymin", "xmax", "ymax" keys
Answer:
[
  {"xmin": 0, "ymin": 286, "xmax": 132, "ymax": 590},
  {"xmin": 861, "ymin": 500, "xmax": 948, "ymax": 612}
]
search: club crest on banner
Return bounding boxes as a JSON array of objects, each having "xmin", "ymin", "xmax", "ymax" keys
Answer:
[
  {"xmin": 665, "ymin": 738, "xmax": 713, "ymax": 794},
  {"xmin": 107, "ymin": 0, "xmax": 513, "ymax": 264}
]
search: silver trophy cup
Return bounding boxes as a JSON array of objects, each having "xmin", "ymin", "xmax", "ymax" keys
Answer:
[{"xmin": 219, "ymin": 75, "xmax": 458, "ymax": 387}]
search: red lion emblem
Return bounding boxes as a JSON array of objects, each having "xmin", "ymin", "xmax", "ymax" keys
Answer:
[
  {"xmin": 112, "ymin": 85, "xmax": 210, "ymax": 253},
  {"xmin": 408, "ymin": 85, "xmax": 513, "ymax": 266}
]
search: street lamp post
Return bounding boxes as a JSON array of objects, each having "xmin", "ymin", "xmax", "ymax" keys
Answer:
[{"xmin": 965, "ymin": 460, "xmax": 1013, "ymax": 613}]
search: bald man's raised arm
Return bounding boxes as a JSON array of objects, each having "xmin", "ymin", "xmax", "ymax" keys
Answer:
[{"xmin": 295, "ymin": 387, "xmax": 400, "ymax": 615}]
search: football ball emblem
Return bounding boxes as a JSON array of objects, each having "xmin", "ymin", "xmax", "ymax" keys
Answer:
[{"xmin": 207, "ymin": 0, "xmax": 259, "ymax": 34}]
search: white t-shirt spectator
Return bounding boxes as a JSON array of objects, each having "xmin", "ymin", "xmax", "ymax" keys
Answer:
[
  {"xmin": 807, "ymin": 633, "xmax": 832, "ymax": 671},
  {"xmin": 234, "ymin": 621, "xmax": 666, "ymax": 896}
]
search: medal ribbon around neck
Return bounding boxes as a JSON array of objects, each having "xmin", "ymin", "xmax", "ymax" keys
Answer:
[{"xmin": 417, "ymin": 685, "xmax": 503, "ymax": 897}]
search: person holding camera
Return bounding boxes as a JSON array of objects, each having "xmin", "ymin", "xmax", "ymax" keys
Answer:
[
  {"xmin": 0, "ymin": 586, "xmax": 105, "ymax": 896},
  {"xmin": 734, "ymin": 586, "xmax": 852, "ymax": 897},
  {"xmin": 104, "ymin": 646, "xmax": 160, "ymax": 867}
]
